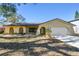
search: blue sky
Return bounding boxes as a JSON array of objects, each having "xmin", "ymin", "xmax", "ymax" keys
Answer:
[{"xmin": 14, "ymin": 3, "xmax": 79, "ymax": 23}]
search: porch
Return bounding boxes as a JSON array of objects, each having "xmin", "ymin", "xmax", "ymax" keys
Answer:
[{"xmin": 4, "ymin": 26, "xmax": 38, "ymax": 35}]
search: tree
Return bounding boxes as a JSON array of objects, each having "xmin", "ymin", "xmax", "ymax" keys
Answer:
[
  {"xmin": 0, "ymin": 3, "xmax": 25, "ymax": 24},
  {"xmin": 0, "ymin": 3, "xmax": 37, "ymax": 24},
  {"xmin": 0, "ymin": 3, "xmax": 16, "ymax": 18},
  {"xmin": 6, "ymin": 14, "xmax": 25, "ymax": 23},
  {"xmin": 75, "ymin": 10, "xmax": 79, "ymax": 20}
]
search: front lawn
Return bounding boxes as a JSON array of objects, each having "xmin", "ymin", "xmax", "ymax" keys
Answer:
[
  {"xmin": 0, "ymin": 37, "xmax": 78, "ymax": 56},
  {"xmin": 0, "ymin": 36, "xmax": 47, "ymax": 43}
]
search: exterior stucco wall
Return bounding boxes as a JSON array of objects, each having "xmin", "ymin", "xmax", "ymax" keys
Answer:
[
  {"xmin": 4, "ymin": 27, "xmax": 10, "ymax": 34},
  {"xmin": 37, "ymin": 20, "xmax": 75, "ymax": 35},
  {"xmin": 4, "ymin": 26, "xmax": 38, "ymax": 34},
  {"xmin": 4, "ymin": 26, "xmax": 26, "ymax": 34}
]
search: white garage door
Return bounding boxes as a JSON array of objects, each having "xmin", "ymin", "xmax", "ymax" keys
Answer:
[{"xmin": 51, "ymin": 27, "xmax": 70, "ymax": 36}]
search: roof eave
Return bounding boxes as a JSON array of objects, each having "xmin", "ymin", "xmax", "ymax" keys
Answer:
[{"xmin": 39, "ymin": 18, "xmax": 75, "ymax": 26}]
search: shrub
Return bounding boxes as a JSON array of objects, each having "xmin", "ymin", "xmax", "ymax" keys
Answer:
[{"xmin": 0, "ymin": 30, "xmax": 4, "ymax": 34}]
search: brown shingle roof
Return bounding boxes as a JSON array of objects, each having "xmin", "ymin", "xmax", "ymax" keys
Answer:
[{"xmin": 4, "ymin": 23, "xmax": 39, "ymax": 26}]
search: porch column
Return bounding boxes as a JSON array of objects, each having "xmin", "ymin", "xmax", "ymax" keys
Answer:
[
  {"xmin": 14, "ymin": 27, "xmax": 18, "ymax": 34},
  {"xmin": 26, "ymin": 28, "xmax": 29, "ymax": 34}
]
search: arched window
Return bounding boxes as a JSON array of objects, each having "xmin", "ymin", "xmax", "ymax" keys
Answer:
[
  {"xmin": 19, "ymin": 27, "xmax": 23, "ymax": 34},
  {"xmin": 9, "ymin": 27, "xmax": 14, "ymax": 34},
  {"xmin": 40, "ymin": 27, "xmax": 46, "ymax": 35}
]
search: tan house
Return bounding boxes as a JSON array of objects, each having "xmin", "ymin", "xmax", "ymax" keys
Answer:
[
  {"xmin": 37, "ymin": 18, "xmax": 75, "ymax": 36},
  {"xmin": 3, "ymin": 23, "xmax": 39, "ymax": 35},
  {"xmin": 3, "ymin": 18, "xmax": 75, "ymax": 36}
]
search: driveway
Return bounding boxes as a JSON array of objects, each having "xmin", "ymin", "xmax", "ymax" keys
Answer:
[{"xmin": 54, "ymin": 35, "xmax": 79, "ymax": 49}]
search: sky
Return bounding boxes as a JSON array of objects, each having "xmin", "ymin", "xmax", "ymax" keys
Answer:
[{"xmin": 5, "ymin": 3, "xmax": 79, "ymax": 23}]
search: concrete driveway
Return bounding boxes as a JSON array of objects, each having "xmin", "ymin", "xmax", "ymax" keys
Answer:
[{"xmin": 54, "ymin": 35, "xmax": 79, "ymax": 49}]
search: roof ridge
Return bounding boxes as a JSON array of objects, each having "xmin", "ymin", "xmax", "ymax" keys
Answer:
[{"xmin": 39, "ymin": 18, "xmax": 75, "ymax": 26}]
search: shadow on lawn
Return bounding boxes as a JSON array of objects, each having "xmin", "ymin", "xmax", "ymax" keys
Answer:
[{"xmin": 0, "ymin": 39, "xmax": 79, "ymax": 56}]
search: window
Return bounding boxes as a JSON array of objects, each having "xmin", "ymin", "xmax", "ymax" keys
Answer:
[{"xmin": 29, "ymin": 28, "xmax": 37, "ymax": 33}]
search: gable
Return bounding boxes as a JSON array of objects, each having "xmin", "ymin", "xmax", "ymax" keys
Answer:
[
  {"xmin": 40, "ymin": 18, "xmax": 75, "ymax": 27},
  {"xmin": 53, "ymin": 19, "xmax": 75, "ymax": 26}
]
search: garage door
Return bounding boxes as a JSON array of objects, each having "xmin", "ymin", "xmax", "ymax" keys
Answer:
[{"xmin": 51, "ymin": 27, "xmax": 70, "ymax": 36}]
